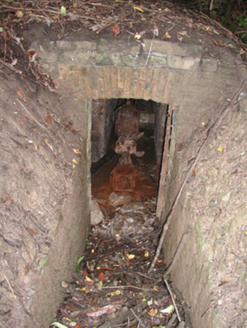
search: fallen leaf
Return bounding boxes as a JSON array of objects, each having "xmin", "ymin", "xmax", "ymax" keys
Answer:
[
  {"xmin": 153, "ymin": 25, "xmax": 159, "ymax": 37},
  {"xmin": 222, "ymin": 191, "xmax": 231, "ymax": 202},
  {"xmin": 11, "ymin": 58, "xmax": 17, "ymax": 66},
  {"xmin": 126, "ymin": 253, "xmax": 135, "ymax": 260},
  {"xmin": 61, "ymin": 281, "xmax": 68, "ymax": 288},
  {"xmin": 86, "ymin": 305, "xmax": 115, "ymax": 317},
  {"xmin": 24, "ymin": 263, "xmax": 29, "ymax": 275},
  {"xmin": 132, "ymin": 5, "xmax": 144, "ymax": 12},
  {"xmin": 192, "ymin": 164, "xmax": 197, "ymax": 176},
  {"xmin": 25, "ymin": 226, "xmax": 37, "ymax": 236},
  {"xmin": 98, "ymin": 272, "xmax": 105, "ymax": 281},
  {"xmin": 100, "ymin": 266, "xmax": 114, "ymax": 271},
  {"xmin": 110, "ymin": 289, "xmax": 121, "ymax": 296},
  {"xmin": 164, "ymin": 31, "xmax": 171, "ymax": 39},
  {"xmin": 51, "ymin": 322, "xmax": 68, "ymax": 328},
  {"xmin": 77, "ymin": 256, "xmax": 85, "ymax": 266},
  {"xmin": 177, "ymin": 33, "xmax": 183, "ymax": 42},
  {"xmin": 85, "ymin": 276, "xmax": 94, "ymax": 284},
  {"xmin": 79, "ymin": 287, "xmax": 91, "ymax": 293},
  {"xmin": 148, "ymin": 308, "xmax": 157, "ymax": 316},
  {"xmin": 112, "ymin": 23, "xmax": 120, "ymax": 35},
  {"xmin": 73, "ymin": 148, "xmax": 81, "ymax": 154},
  {"xmin": 60, "ymin": 6, "xmax": 66, "ymax": 15},
  {"xmin": 160, "ymin": 304, "xmax": 175, "ymax": 314},
  {"xmin": 16, "ymin": 10, "xmax": 23, "ymax": 18},
  {"xmin": 87, "ymin": 261, "xmax": 94, "ymax": 271},
  {"xmin": 83, "ymin": 295, "xmax": 95, "ymax": 304},
  {"xmin": 67, "ymin": 124, "xmax": 77, "ymax": 134},
  {"xmin": 72, "ymin": 158, "xmax": 78, "ymax": 164},
  {"xmin": 17, "ymin": 89, "xmax": 27, "ymax": 102},
  {"xmin": 45, "ymin": 115, "xmax": 51, "ymax": 123},
  {"xmin": 178, "ymin": 30, "xmax": 190, "ymax": 38},
  {"xmin": 217, "ymin": 145, "xmax": 223, "ymax": 152},
  {"xmin": 134, "ymin": 33, "xmax": 142, "ymax": 40},
  {"xmin": 27, "ymin": 50, "xmax": 38, "ymax": 62}
]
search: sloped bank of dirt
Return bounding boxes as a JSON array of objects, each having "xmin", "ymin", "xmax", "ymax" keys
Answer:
[
  {"xmin": 0, "ymin": 68, "xmax": 91, "ymax": 327},
  {"xmin": 163, "ymin": 84, "xmax": 247, "ymax": 328},
  {"xmin": 188, "ymin": 97, "xmax": 247, "ymax": 327}
]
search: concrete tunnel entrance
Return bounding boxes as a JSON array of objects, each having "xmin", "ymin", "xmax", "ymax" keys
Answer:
[{"xmin": 4, "ymin": 26, "xmax": 245, "ymax": 327}]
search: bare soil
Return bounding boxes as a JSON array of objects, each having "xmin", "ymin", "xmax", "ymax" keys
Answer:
[{"xmin": 0, "ymin": 69, "xmax": 86, "ymax": 327}]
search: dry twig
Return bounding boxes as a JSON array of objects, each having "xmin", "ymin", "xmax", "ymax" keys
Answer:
[
  {"xmin": 17, "ymin": 99, "xmax": 47, "ymax": 130},
  {"xmin": 163, "ymin": 278, "xmax": 181, "ymax": 322}
]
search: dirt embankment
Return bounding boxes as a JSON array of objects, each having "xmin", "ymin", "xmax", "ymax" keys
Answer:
[{"xmin": 0, "ymin": 70, "xmax": 90, "ymax": 327}]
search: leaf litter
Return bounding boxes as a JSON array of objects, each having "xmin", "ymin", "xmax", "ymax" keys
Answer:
[{"xmin": 51, "ymin": 197, "xmax": 190, "ymax": 328}]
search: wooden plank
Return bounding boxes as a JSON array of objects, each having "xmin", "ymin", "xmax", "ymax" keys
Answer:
[{"xmin": 156, "ymin": 104, "xmax": 173, "ymax": 219}]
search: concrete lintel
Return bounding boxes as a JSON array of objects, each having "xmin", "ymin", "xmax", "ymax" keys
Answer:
[
  {"xmin": 97, "ymin": 38, "xmax": 141, "ymax": 55},
  {"xmin": 200, "ymin": 58, "xmax": 218, "ymax": 72},
  {"xmin": 146, "ymin": 55, "xmax": 168, "ymax": 68},
  {"xmin": 143, "ymin": 39, "xmax": 203, "ymax": 57},
  {"xmin": 167, "ymin": 55, "xmax": 201, "ymax": 70}
]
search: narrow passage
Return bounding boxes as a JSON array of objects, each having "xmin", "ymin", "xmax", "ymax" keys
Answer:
[{"xmin": 51, "ymin": 110, "xmax": 190, "ymax": 328}]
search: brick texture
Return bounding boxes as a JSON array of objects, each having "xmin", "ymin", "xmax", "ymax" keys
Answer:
[{"xmin": 55, "ymin": 62, "xmax": 176, "ymax": 103}]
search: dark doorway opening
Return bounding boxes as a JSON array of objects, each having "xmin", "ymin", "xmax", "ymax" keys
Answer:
[{"xmin": 90, "ymin": 98, "xmax": 169, "ymax": 212}]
